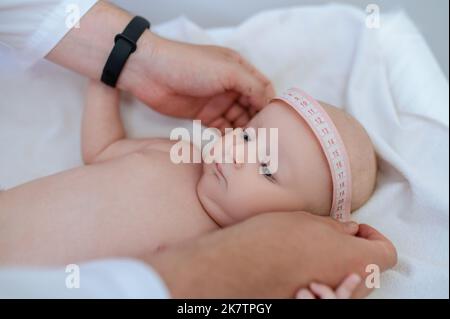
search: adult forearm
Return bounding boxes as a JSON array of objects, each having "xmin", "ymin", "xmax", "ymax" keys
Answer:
[
  {"xmin": 45, "ymin": 0, "xmax": 274, "ymax": 128},
  {"xmin": 46, "ymin": 0, "xmax": 152, "ymax": 93}
]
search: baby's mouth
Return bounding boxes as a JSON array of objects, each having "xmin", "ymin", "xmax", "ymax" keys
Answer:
[{"xmin": 214, "ymin": 161, "xmax": 228, "ymax": 187}]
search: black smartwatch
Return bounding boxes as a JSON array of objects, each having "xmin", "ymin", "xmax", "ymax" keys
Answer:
[{"xmin": 101, "ymin": 16, "xmax": 150, "ymax": 88}]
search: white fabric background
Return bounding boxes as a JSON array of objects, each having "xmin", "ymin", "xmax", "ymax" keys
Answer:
[
  {"xmin": 0, "ymin": 4, "xmax": 448, "ymax": 298},
  {"xmin": 0, "ymin": 259, "xmax": 170, "ymax": 298}
]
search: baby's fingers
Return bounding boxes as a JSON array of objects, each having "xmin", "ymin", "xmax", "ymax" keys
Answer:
[
  {"xmin": 309, "ymin": 282, "xmax": 337, "ymax": 299},
  {"xmin": 296, "ymin": 289, "xmax": 316, "ymax": 299},
  {"xmin": 335, "ymin": 274, "xmax": 362, "ymax": 299}
]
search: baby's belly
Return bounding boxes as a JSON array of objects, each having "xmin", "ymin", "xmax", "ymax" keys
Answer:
[{"xmin": 0, "ymin": 151, "xmax": 217, "ymax": 266}]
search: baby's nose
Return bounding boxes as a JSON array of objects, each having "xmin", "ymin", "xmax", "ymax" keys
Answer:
[
  {"xmin": 223, "ymin": 129, "xmax": 245, "ymax": 168},
  {"xmin": 233, "ymin": 130, "xmax": 247, "ymax": 169},
  {"xmin": 233, "ymin": 146, "xmax": 245, "ymax": 169}
]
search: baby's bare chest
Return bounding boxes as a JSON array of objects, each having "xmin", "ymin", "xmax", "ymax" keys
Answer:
[
  {"xmin": 0, "ymin": 146, "xmax": 215, "ymax": 265},
  {"xmin": 82, "ymin": 150, "xmax": 213, "ymax": 250},
  {"xmin": 101, "ymin": 149, "xmax": 202, "ymax": 208}
]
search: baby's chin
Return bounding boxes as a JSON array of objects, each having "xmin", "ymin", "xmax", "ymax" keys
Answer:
[
  {"xmin": 196, "ymin": 168, "xmax": 235, "ymax": 227},
  {"xmin": 199, "ymin": 161, "xmax": 214, "ymax": 181},
  {"xmin": 196, "ymin": 165, "xmax": 217, "ymax": 206}
]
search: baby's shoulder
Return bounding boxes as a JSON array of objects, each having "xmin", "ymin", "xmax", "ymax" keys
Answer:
[
  {"xmin": 142, "ymin": 138, "xmax": 202, "ymax": 162},
  {"xmin": 140, "ymin": 138, "xmax": 178, "ymax": 153}
]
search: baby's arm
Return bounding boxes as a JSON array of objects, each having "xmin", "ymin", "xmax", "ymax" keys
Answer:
[{"xmin": 82, "ymin": 80, "xmax": 159, "ymax": 164}]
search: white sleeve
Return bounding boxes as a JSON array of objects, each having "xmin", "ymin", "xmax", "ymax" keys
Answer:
[
  {"xmin": 0, "ymin": 259, "xmax": 171, "ymax": 299},
  {"xmin": 0, "ymin": 0, "xmax": 98, "ymax": 68}
]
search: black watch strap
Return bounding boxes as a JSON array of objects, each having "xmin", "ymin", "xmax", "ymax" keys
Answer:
[{"xmin": 101, "ymin": 16, "xmax": 150, "ymax": 87}]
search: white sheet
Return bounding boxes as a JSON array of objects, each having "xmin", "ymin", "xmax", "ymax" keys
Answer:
[{"xmin": 0, "ymin": 4, "xmax": 448, "ymax": 298}]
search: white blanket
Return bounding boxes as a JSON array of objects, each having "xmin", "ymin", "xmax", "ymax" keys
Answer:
[{"xmin": 0, "ymin": 4, "xmax": 448, "ymax": 298}]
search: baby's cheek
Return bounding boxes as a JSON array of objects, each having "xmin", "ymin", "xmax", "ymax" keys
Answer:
[{"xmin": 225, "ymin": 192, "xmax": 263, "ymax": 222}]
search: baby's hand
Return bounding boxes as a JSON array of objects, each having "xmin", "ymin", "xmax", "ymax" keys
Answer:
[{"xmin": 296, "ymin": 274, "xmax": 362, "ymax": 299}]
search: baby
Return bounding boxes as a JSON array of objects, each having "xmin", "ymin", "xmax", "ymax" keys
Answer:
[{"xmin": 0, "ymin": 83, "xmax": 376, "ymax": 270}]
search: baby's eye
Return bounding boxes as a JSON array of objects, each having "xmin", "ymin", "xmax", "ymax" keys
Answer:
[
  {"xmin": 260, "ymin": 162, "xmax": 275, "ymax": 182},
  {"xmin": 242, "ymin": 131, "xmax": 250, "ymax": 142}
]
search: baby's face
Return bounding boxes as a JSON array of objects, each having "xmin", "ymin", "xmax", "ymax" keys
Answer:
[{"xmin": 197, "ymin": 101, "xmax": 333, "ymax": 227}]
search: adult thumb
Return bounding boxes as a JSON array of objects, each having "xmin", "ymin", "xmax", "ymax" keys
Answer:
[
  {"xmin": 341, "ymin": 221, "xmax": 360, "ymax": 235},
  {"xmin": 319, "ymin": 215, "xmax": 360, "ymax": 235}
]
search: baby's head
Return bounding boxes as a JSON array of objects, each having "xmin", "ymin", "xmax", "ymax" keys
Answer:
[{"xmin": 197, "ymin": 88, "xmax": 377, "ymax": 227}]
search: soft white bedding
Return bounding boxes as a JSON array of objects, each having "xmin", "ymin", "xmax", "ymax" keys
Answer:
[{"xmin": 0, "ymin": 4, "xmax": 448, "ymax": 298}]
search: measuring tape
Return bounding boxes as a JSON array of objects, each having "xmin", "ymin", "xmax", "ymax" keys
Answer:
[{"xmin": 271, "ymin": 88, "xmax": 352, "ymax": 222}]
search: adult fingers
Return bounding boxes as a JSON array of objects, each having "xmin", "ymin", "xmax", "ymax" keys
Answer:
[
  {"xmin": 356, "ymin": 224, "xmax": 398, "ymax": 270},
  {"xmin": 196, "ymin": 92, "xmax": 239, "ymax": 125},
  {"xmin": 233, "ymin": 112, "xmax": 250, "ymax": 128},
  {"xmin": 357, "ymin": 223, "xmax": 390, "ymax": 241},
  {"xmin": 209, "ymin": 117, "xmax": 232, "ymax": 134},
  {"xmin": 238, "ymin": 95, "xmax": 250, "ymax": 108},
  {"xmin": 315, "ymin": 215, "xmax": 360, "ymax": 236},
  {"xmin": 222, "ymin": 48, "xmax": 274, "ymax": 100},
  {"xmin": 224, "ymin": 104, "xmax": 246, "ymax": 123},
  {"xmin": 225, "ymin": 63, "xmax": 273, "ymax": 111},
  {"xmin": 232, "ymin": 55, "xmax": 274, "ymax": 115},
  {"xmin": 237, "ymin": 56, "xmax": 275, "ymax": 100}
]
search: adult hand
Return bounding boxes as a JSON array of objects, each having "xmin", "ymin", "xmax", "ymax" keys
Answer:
[
  {"xmin": 127, "ymin": 33, "xmax": 274, "ymax": 130},
  {"xmin": 47, "ymin": 1, "xmax": 274, "ymax": 131},
  {"xmin": 147, "ymin": 212, "xmax": 397, "ymax": 298}
]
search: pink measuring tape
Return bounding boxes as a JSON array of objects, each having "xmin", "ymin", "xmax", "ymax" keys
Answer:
[{"xmin": 272, "ymin": 88, "xmax": 352, "ymax": 221}]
